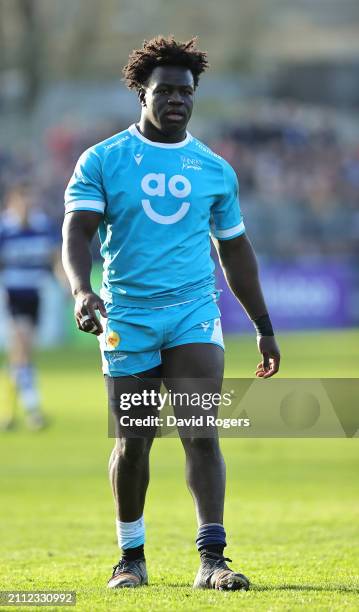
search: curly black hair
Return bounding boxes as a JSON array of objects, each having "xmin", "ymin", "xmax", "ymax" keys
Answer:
[{"xmin": 122, "ymin": 35, "xmax": 209, "ymax": 91}]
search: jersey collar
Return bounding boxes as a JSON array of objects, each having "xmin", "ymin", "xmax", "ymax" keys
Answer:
[{"xmin": 129, "ymin": 123, "xmax": 192, "ymax": 149}]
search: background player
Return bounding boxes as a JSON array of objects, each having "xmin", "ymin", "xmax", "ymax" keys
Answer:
[
  {"xmin": 62, "ymin": 36, "xmax": 280, "ymax": 591},
  {"xmin": 0, "ymin": 181, "xmax": 61, "ymax": 430}
]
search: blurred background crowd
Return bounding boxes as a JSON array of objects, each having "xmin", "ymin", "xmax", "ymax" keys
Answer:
[
  {"xmin": 0, "ymin": 0, "xmax": 358, "ymax": 340},
  {"xmin": 1, "ymin": 103, "xmax": 358, "ymax": 258}
]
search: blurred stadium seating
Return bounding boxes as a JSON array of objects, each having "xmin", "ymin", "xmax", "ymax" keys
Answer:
[
  {"xmin": 0, "ymin": 1, "xmax": 358, "ymax": 343},
  {"xmin": 1, "ymin": 100, "xmax": 358, "ymax": 342}
]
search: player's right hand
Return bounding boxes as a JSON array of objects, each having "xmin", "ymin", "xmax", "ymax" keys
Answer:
[{"xmin": 74, "ymin": 290, "xmax": 107, "ymax": 336}]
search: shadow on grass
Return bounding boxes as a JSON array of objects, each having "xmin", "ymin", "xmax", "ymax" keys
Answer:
[
  {"xmin": 253, "ymin": 584, "xmax": 359, "ymax": 594},
  {"xmin": 164, "ymin": 583, "xmax": 359, "ymax": 594}
]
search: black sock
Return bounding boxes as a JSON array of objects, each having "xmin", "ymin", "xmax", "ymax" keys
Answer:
[
  {"xmin": 200, "ymin": 544, "xmax": 225, "ymax": 558},
  {"xmin": 122, "ymin": 545, "xmax": 145, "ymax": 562}
]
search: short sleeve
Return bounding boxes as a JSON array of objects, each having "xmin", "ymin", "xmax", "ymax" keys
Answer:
[
  {"xmin": 210, "ymin": 162, "xmax": 245, "ymax": 241},
  {"xmin": 64, "ymin": 148, "xmax": 106, "ymax": 215}
]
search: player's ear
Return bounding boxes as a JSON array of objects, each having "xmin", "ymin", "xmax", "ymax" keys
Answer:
[{"xmin": 138, "ymin": 87, "xmax": 146, "ymax": 107}]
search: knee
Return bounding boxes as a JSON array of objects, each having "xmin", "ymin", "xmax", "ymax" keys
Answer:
[
  {"xmin": 184, "ymin": 437, "xmax": 221, "ymax": 458},
  {"xmin": 116, "ymin": 437, "xmax": 152, "ymax": 465}
]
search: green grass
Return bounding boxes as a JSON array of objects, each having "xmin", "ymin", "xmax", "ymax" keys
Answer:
[{"xmin": 0, "ymin": 330, "xmax": 358, "ymax": 611}]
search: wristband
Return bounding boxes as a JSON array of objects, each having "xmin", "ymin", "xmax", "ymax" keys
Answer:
[{"xmin": 253, "ymin": 313, "xmax": 274, "ymax": 337}]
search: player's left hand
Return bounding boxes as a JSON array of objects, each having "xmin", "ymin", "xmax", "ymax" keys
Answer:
[{"xmin": 255, "ymin": 336, "xmax": 281, "ymax": 378}]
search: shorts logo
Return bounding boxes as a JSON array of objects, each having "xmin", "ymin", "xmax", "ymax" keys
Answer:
[
  {"xmin": 107, "ymin": 331, "xmax": 120, "ymax": 348},
  {"xmin": 108, "ymin": 351, "xmax": 127, "ymax": 365},
  {"xmin": 201, "ymin": 321, "xmax": 210, "ymax": 332},
  {"xmin": 141, "ymin": 173, "xmax": 191, "ymax": 225}
]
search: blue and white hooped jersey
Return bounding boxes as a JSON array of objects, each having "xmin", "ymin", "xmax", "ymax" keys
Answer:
[
  {"xmin": 0, "ymin": 210, "xmax": 59, "ymax": 290},
  {"xmin": 64, "ymin": 124, "xmax": 245, "ymax": 306}
]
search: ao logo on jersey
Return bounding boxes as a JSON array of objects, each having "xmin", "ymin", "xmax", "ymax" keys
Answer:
[{"xmin": 141, "ymin": 173, "xmax": 191, "ymax": 225}]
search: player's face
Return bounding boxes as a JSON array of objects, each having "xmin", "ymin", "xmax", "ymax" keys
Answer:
[
  {"xmin": 140, "ymin": 66, "xmax": 194, "ymax": 135},
  {"xmin": 6, "ymin": 187, "xmax": 34, "ymax": 221}
]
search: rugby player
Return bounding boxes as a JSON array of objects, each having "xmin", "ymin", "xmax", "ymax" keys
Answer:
[
  {"xmin": 62, "ymin": 36, "xmax": 280, "ymax": 591},
  {"xmin": 0, "ymin": 181, "xmax": 60, "ymax": 430}
]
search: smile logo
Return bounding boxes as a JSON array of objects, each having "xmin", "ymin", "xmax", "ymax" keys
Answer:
[
  {"xmin": 141, "ymin": 173, "xmax": 191, "ymax": 224},
  {"xmin": 107, "ymin": 331, "xmax": 120, "ymax": 348}
]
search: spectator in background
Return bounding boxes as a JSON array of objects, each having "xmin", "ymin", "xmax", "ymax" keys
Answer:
[
  {"xmin": 0, "ymin": 181, "xmax": 61, "ymax": 430},
  {"xmin": 1, "ymin": 102, "xmax": 358, "ymax": 258}
]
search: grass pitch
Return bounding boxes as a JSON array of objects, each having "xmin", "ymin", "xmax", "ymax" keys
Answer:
[{"xmin": 0, "ymin": 329, "xmax": 358, "ymax": 611}]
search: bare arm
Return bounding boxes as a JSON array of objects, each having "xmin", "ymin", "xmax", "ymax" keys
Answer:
[
  {"xmin": 62, "ymin": 211, "xmax": 107, "ymax": 335},
  {"xmin": 214, "ymin": 233, "xmax": 280, "ymax": 378},
  {"xmin": 216, "ymin": 233, "xmax": 267, "ymax": 320}
]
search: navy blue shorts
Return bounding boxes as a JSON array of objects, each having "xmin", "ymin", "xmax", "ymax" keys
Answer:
[{"xmin": 6, "ymin": 289, "xmax": 40, "ymax": 325}]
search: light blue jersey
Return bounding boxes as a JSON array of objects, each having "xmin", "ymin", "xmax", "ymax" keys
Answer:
[{"xmin": 64, "ymin": 124, "xmax": 245, "ymax": 306}]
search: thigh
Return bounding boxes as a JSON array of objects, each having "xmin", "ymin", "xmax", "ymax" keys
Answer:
[
  {"xmin": 162, "ymin": 343, "xmax": 224, "ymax": 381},
  {"xmin": 105, "ymin": 365, "xmax": 162, "ymax": 439},
  {"xmin": 162, "ymin": 344, "xmax": 224, "ymax": 439},
  {"xmin": 161, "ymin": 297, "xmax": 225, "ymax": 410}
]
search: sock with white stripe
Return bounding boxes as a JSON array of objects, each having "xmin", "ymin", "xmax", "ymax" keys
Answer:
[
  {"xmin": 11, "ymin": 365, "xmax": 40, "ymax": 412},
  {"xmin": 116, "ymin": 516, "xmax": 145, "ymax": 561}
]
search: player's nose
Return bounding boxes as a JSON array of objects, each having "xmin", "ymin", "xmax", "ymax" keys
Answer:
[{"xmin": 167, "ymin": 90, "xmax": 184, "ymax": 105}]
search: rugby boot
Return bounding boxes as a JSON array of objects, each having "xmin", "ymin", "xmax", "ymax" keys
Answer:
[
  {"xmin": 193, "ymin": 551, "xmax": 250, "ymax": 591},
  {"xmin": 26, "ymin": 410, "xmax": 47, "ymax": 431},
  {"xmin": 107, "ymin": 558, "xmax": 148, "ymax": 588}
]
